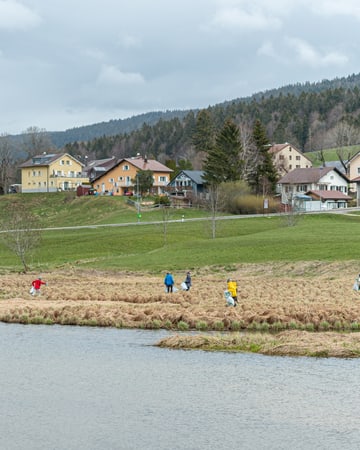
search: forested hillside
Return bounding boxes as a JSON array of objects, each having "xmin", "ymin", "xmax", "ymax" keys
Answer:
[{"xmin": 8, "ymin": 72, "xmax": 360, "ymax": 167}]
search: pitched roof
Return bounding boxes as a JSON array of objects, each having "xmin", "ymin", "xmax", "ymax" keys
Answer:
[
  {"xmin": 278, "ymin": 167, "xmax": 349, "ymax": 184},
  {"xmin": 306, "ymin": 190, "xmax": 352, "ymax": 200},
  {"xmin": 347, "ymin": 150, "xmax": 360, "ymax": 164},
  {"xmin": 91, "ymin": 155, "xmax": 173, "ymax": 182},
  {"xmin": 85, "ymin": 157, "xmax": 117, "ymax": 170},
  {"xmin": 19, "ymin": 153, "xmax": 83, "ymax": 168},
  {"xmin": 269, "ymin": 143, "xmax": 292, "ymax": 154},
  {"xmin": 269, "ymin": 142, "xmax": 313, "ymax": 162},
  {"xmin": 122, "ymin": 156, "xmax": 173, "ymax": 172},
  {"xmin": 178, "ymin": 170, "xmax": 205, "ymax": 184}
]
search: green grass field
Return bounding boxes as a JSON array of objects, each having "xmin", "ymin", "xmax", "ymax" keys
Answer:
[
  {"xmin": 306, "ymin": 144, "xmax": 360, "ymax": 165},
  {"xmin": 1, "ymin": 192, "xmax": 360, "ymax": 272}
]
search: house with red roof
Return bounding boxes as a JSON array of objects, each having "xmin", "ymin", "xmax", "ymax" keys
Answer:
[
  {"xmin": 91, "ymin": 155, "xmax": 173, "ymax": 195},
  {"xmin": 277, "ymin": 167, "xmax": 352, "ymax": 210}
]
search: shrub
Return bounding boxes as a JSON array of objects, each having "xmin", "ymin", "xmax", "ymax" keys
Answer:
[
  {"xmin": 260, "ymin": 322, "xmax": 270, "ymax": 332},
  {"xmin": 214, "ymin": 321, "xmax": 225, "ymax": 331},
  {"xmin": 196, "ymin": 321, "xmax": 208, "ymax": 331},
  {"xmin": 20, "ymin": 314, "xmax": 29, "ymax": 324},
  {"xmin": 230, "ymin": 320, "xmax": 241, "ymax": 331},
  {"xmin": 30, "ymin": 316, "xmax": 45, "ymax": 325},
  {"xmin": 153, "ymin": 195, "xmax": 170, "ymax": 206},
  {"xmin": 177, "ymin": 321, "xmax": 189, "ymax": 331},
  {"xmin": 163, "ymin": 320, "xmax": 172, "ymax": 329},
  {"xmin": 351, "ymin": 322, "xmax": 359, "ymax": 331},
  {"xmin": 319, "ymin": 321, "xmax": 330, "ymax": 331},
  {"xmin": 44, "ymin": 318, "xmax": 54, "ymax": 325},
  {"xmin": 305, "ymin": 323, "xmax": 315, "ymax": 332},
  {"xmin": 271, "ymin": 321, "xmax": 285, "ymax": 332},
  {"xmin": 151, "ymin": 319, "xmax": 161, "ymax": 329},
  {"xmin": 248, "ymin": 321, "xmax": 261, "ymax": 331},
  {"xmin": 288, "ymin": 321, "xmax": 299, "ymax": 330}
]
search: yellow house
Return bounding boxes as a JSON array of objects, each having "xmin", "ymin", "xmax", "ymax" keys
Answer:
[
  {"xmin": 19, "ymin": 153, "xmax": 89, "ymax": 193},
  {"xmin": 92, "ymin": 155, "xmax": 173, "ymax": 195},
  {"xmin": 346, "ymin": 151, "xmax": 360, "ymax": 194},
  {"xmin": 269, "ymin": 143, "xmax": 312, "ymax": 176}
]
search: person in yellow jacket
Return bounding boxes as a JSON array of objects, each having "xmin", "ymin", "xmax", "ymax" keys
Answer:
[{"xmin": 227, "ymin": 278, "xmax": 238, "ymax": 306}]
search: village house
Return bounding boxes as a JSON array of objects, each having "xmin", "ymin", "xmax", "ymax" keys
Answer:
[
  {"xmin": 166, "ymin": 170, "xmax": 205, "ymax": 207},
  {"xmin": 269, "ymin": 143, "xmax": 313, "ymax": 177},
  {"xmin": 91, "ymin": 155, "xmax": 173, "ymax": 195},
  {"xmin": 19, "ymin": 153, "xmax": 89, "ymax": 193},
  {"xmin": 84, "ymin": 156, "xmax": 118, "ymax": 182},
  {"xmin": 277, "ymin": 167, "xmax": 352, "ymax": 210},
  {"xmin": 167, "ymin": 170, "xmax": 205, "ymax": 196},
  {"xmin": 345, "ymin": 150, "xmax": 360, "ymax": 195}
]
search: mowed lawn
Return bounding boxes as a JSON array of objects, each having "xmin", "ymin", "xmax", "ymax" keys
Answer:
[{"xmin": 1, "ymin": 192, "xmax": 360, "ymax": 272}]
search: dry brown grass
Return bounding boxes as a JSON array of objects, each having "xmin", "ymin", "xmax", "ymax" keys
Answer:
[
  {"xmin": 1, "ymin": 261, "xmax": 360, "ymax": 339},
  {"xmin": 156, "ymin": 331, "xmax": 360, "ymax": 358}
]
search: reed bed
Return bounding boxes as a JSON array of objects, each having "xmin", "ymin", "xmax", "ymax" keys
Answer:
[{"xmin": 1, "ymin": 261, "xmax": 360, "ymax": 343}]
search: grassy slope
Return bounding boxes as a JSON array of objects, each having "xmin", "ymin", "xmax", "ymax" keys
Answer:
[
  {"xmin": 306, "ymin": 144, "xmax": 360, "ymax": 165},
  {"xmin": 1, "ymin": 192, "xmax": 360, "ymax": 272}
]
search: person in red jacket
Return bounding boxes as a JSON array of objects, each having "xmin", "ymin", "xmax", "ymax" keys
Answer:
[{"xmin": 31, "ymin": 277, "xmax": 46, "ymax": 296}]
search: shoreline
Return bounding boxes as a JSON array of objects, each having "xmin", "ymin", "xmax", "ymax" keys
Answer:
[
  {"xmin": 156, "ymin": 330, "xmax": 360, "ymax": 358},
  {"xmin": 1, "ymin": 261, "xmax": 360, "ymax": 357}
]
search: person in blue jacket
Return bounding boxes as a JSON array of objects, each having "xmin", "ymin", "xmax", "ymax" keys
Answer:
[{"xmin": 164, "ymin": 272, "xmax": 175, "ymax": 293}]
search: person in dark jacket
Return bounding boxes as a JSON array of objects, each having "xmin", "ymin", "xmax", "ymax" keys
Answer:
[
  {"xmin": 164, "ymin": 272, "xmax": 175, "ymax": 293},
  {"xmin": 184, "ymin": 271, "xmax": 192, "ymax": 291}
]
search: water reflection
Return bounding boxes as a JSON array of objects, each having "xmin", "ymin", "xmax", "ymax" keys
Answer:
[{"xmin": 0, "ymin": 324, "xmax": 359, "ymax": 449}]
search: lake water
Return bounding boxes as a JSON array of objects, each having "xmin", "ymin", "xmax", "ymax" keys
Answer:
[{"xmin": 0, "ymin": 323, "xmax": 360, "ymax": 450}]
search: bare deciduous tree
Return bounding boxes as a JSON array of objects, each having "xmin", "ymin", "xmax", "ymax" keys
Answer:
[
  {"xmin": 333, "ymin": 121, "xmax": 360, "ymax": 172},
  {"xmin": 22, "ymin": 126, "xmax": 54, "ymax": 157},
  {"xmin": 0, "ymin": 134, "xmax": 14, "ymax": 194},
  {"xmin": 0, "ymin": 203, "xmax": 42, "ymax": 272}
]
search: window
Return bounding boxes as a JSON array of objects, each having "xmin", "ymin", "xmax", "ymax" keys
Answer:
[
  {"xmin": 159, "ymin": 176, "xmax": 167, "ymax": 182},
  {"xmin": 279, "ymin": 155, "xmax": 284, "ymax": 160},
  {"xmin": 60, "ymin": 160, "xmax": 65, "ymax": 165},
  {"xmin": 289, "ymin": 155, "xmax": 292, "ymax": 160},
  {"xmin": 123, "ymin": 165, "xmax": 129, "ymax": 171},
  {"xmin": 296, "ymin": 155, "xmax": 300, "ymax": 160},
  {"xmin": 118, "ymin": 176, "xmax": 124, "ymax": 181},
  {"xmin": 109, "ymin": 178, "xmax": 114, "ymax": 183},
  {"xmin": 66, "ymin": 160, "xmax": 71, "ymax": 165},
  {"xmin": 296, "ymin": 165, "xmax": 300, "ymax": 169},
  {"xmin": 289, "ymin": 165, "xmax": 292, "ymax": 170}
]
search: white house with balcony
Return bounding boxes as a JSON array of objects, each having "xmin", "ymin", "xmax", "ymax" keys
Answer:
[{"xmin": 277, "ymin": 167, "xmax": 352, "ymax": 210}]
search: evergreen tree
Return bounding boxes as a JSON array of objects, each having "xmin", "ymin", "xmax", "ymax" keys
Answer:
[
  {"xmin": 132, "ymin": 170, "xmax": 154, "ymax": 195},
  {"xmin": 203, "ymin": 119, "xmax": 243, "ymax": 184},
  {"xmin": 249, "ymin": 120, "xmax": 278, "ymax": 195},
  {"xmin": 192, "ymin": 109, "xmax": 215, "ymax": 153},
  {"xmin": 202, "ymin": 120, "xmax": 243, "ymax": 239}
]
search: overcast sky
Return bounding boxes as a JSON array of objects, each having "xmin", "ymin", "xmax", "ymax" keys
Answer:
[{"xmin": 1, "ymin": 0, "xmax": 360, "ymax": 135}]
